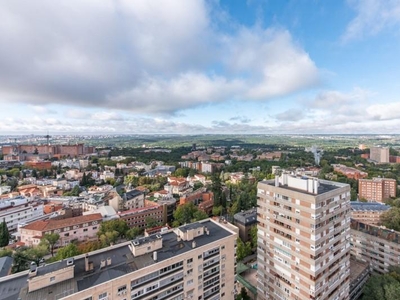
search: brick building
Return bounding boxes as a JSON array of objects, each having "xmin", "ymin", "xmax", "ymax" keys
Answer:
[{"xmin": 358, "ymin": 177, "xmax": 396, "ymax": 203}]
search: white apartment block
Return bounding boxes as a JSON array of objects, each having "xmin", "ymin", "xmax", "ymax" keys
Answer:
[
  {"xmin": 0, "ymin": 218, "xmax": 238, "ymax": 300},
  {"xmin": 257, "ymin": 173, "xmax": 351, "ymax": 300},
  {"xmin": 0, "ymin": 196, "xmax": 44, "ymax": 232}
]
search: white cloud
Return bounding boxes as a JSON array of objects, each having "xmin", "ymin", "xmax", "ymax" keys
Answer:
[
  {"xmin": 342, "ymin": 0, "xmax": 400, "ymax": 42},
  {"xmin": 224, "ymin": 28, "xmax": 319, "ymax": 99},
  {"xmin": 366, "ymin": 102, "xmax": 400, "ymax": 120},
  {"xmin": 0, "ymin": 0, "xmax": 320, "ymax": 115}
]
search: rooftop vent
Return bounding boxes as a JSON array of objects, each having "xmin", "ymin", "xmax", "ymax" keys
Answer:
[{"xmin": 67, "ymin": 258, "xmax": 74, "ymax": 266}]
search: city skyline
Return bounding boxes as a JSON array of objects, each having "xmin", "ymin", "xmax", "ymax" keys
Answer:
[{"xmin": 1, "ymin": 0, "xmax": 400, "ymax": 134}]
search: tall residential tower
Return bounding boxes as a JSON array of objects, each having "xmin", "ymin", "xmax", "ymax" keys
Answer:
[{"xmin": 257, "ymin": 173, "xmax": 351, "ymax": 300}]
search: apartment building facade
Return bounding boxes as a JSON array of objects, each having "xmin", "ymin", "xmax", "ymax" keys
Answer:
[
  {"xmin": 358, "ymin": 177, "xmax": 396, "ymax": 203},
  {"xmin": 118, "ymin": 204, "xmax": 166, "ymax": 229},
  {"xmin": 350, "ymin": 219, "xmax": 400, "ymax": 274},
  {"xmin": 1, "ymin": 219, "xmax": 238, "ymax": 300},
  {"xmin": 0, "ymin": 196, "xmax": 44, "ymax": 232},
  {"xmin": 20, "ymin": 213, "xmax": 102, "ymax": 247},
  {"xmin": 257, "ymin": 173, "xmax": 351, "ymax": 300},
  {"xmin": 369, "ymin": 147, "xmax": 389, "ymax": 163}
]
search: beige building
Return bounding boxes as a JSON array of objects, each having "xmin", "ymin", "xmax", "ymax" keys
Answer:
[
  {"xmin": 358, "ymin": 177, "xmax": 396, "ymax": 203},
  {"xmin": 350, "ymin": 219, "xmax": 400, "ymax": 274},
  {"xmin": 20, "ymin": 213, "xmax": 102, "ymax": 247},
  {"xmin": 350, "ymin": 201, "xmax": 390, "ymax": 225},
  {"xmin": 257, "ymin": 173, "xmax": 351, "ymax": 300},
  {"xmin": 1, "ymin": 218, "xmax": 238, "ymax": 300},
  {"xmin": 369, "ymin": 146, "xmax": 389, "ymax": 163}
]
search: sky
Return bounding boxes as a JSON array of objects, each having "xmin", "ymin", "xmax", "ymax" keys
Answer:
[{"xmin": 1, "ymin": 0, "xmax": 400, "ymax": 135}]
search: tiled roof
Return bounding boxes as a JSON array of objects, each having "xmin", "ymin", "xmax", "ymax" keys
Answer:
[{"xmin": 22, "ymin": 213, "xmax": 102, "ymax": 232}]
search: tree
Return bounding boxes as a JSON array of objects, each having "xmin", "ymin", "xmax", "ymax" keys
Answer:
[
  {"xmin": 98, "ymin": 219, "xmax": 129, "ymax": 238},
  {"xmin": 126, "ymin": 227, "xmax": 143, "ymax": 240},
  {"xmin": 249, "ymin": 225, "xmax": 258, "ymax": 249},
  {"xmin": 173, "ymin": 202, "xmax": 197, "ymax": 226},
  {"xmin": 173, "ymin": 202, "xmax": 208, "ymax": 226},
  {"xmin": 236, "ymin": 237, "xmax": 252, "ymax": 261},
  {"xmin": 363, "ymin": 274, "xmax": 400, "ymax": 300},
  {"xmin": 380, "ymin": 208, "xmax": 400, "ymax": 231},
  {"xmin": 55, "ymin": 243, "xmax": 80, "ymax": 260},
  {"xmin": 236, "ymin": 287, "xmax": 251, "ymax": 300},
  {"xmin": 145, "ymin": 217, "xmax": 160, "ymax": 229},
  {"xmin": 99, "ymin": 230, "xmax": 119, "ymax": 247},
  {"xmin": 41, "ymin": 233, "xmax": 60, "ymax": 257},
  {"xmin": 0, "ymin": 248, "xmax": 12, "ymax": 258},
  {"xmin": 12, "ymin": 247, "xmax": 31, "ymax": 273},
  {"xmin": 0, "ymin": 218, "xmax": 9, "ymax": 247},
  {"xmin": 211, "ymin": 173, "xmax": 222, "ymax": 207},
  {"xmin": 193, "ymin": 210, "xmax": 208, "ymax": 221},
  {"xmin": 212, "ymin": 205, "xmax": 223, "ymax": 217},
  {"xmin": 25, "ymin": 245, "xmax": 48, "ymax": 266}
]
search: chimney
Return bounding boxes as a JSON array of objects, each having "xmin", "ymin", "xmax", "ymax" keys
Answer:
[
  {"xmin": 153, "ymin": 251, "xmax": 158, "ymax": 261},
  {"xmin": 29, "ymin": 262, "xmax": 37, "ymax": 278},
  {"xmin": 85, "ymin": 254, "xmax": 89, "ymax": 271},
  {"xmin": 107, "ymin": 257, "xmax": 112, "ymax": 266},
  {"xmin": 275, "ymin": 176, "xmax": 279, "ymax": 187},
  {"xmin": 192, "ymin": 240, "xmax": 196, "ymax": 248},
  {"xmin": 100, "ymin": 259, "xmax": 106, "ymax": 269},
  {"xmin": 205, "ymin": 227, "xmax": 209, "ymax": 235}
]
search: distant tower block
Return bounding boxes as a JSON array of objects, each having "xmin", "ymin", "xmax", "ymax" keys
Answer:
[
  {"xmin": 44, "ymin": 134, "xmax": 51, "ymax": 145},
  {"xmin": 192, "ymin": 143, "xmax": 197, "ymax": 151}
]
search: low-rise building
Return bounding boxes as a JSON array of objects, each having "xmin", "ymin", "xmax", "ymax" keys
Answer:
[
  {"xmin": 118, "ymin": 203, "xmax": 165, "ymax": 229},
  {"xmin": 349, "ymin": 258, "xmax": 370, "ymax": 300},
  {"xmin": 332, "ymin": 164, "xmax": 368, "ymax": 180},
  {"xmin": 233, "ymin": 208, "xmax": 257, "ymax": 243},
  {"xmin": 350, "ymin": 201, "xmax": 390, "ymax": 225},
  {"xmin": 350, "ymin": 219, "xmax": 400, "ymax": 274},
  {"xmin": 0, "ymin": 196, "xmax": 44, "ymax": 232},
  {"xmin": 108, "ymin": 189, "xmax": 145, "ymax": 212},
  {"xmin": 20, "ymin": 213, "xmax": 102, "ymax": 247}
]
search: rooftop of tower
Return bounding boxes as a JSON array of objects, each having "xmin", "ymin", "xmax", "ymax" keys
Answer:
[{"xmin": 260, "ymin": 173, "xmax": 348, "ymax": 196}]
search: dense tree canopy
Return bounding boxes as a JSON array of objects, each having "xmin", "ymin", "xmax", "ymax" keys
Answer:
[
  {"xmin": 173, "ymin": 202, "xmax": 208, "ymax": 227},
  {"xmin": 380, "ymin": 208, "xmax": 400, "ymax": 231},
  {"xmin": 0, "ymin": 219, "xmax": 9, "ymax": 247},
  {"xmin": 55, "ymin": 243, "xmax": 80, "ymax": 260}
]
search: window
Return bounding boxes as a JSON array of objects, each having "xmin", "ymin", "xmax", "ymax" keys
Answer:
[
  {"xmin": 83, "ymin": 229, "xmax": 88, "ymax": 232},
  {"xmin": 98, "ymin": 292, "xmax": 107, "ymax": 300},
  {"xmin": 117, "ymin": 285, "xmax": 127, "ymax": 292},
  {"xmin": 187, "ymin": 258, "xmax": 193, "ymax": 264},
  {"xmin": 50, "ymin": 276, "xmax": 55, "ymax": 282}
]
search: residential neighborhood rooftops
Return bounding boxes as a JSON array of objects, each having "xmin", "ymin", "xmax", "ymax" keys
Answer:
[
  {"xmin": 21, "ymin": 213, "xmax": 102, "ymax": 232},
  {"xmin": 351, "ymin": 201, "xmax": 391, "ymax": 212},
  {"xmin": 2, "ymin": 219, "xmax": 236, "ymax": 300}
]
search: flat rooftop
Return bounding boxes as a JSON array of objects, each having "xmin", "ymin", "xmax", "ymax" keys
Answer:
[
  {"xmin": 234, "ymin": 208, "xmax": 257, "ymax": 225},
  {"xmin": 350, "ymin": 257, "xmax": 369, "ymax": 288},
  {"xmin": 351, "ymin": 201, "xmax": 391, "ymax": 212},
  {"xmin": 262, "ymin": 179, "xmax": 342, "ymax": 196},
  {"xmin": 2, "ymin": 219, "xmax": 234, "ymax": 300}
]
